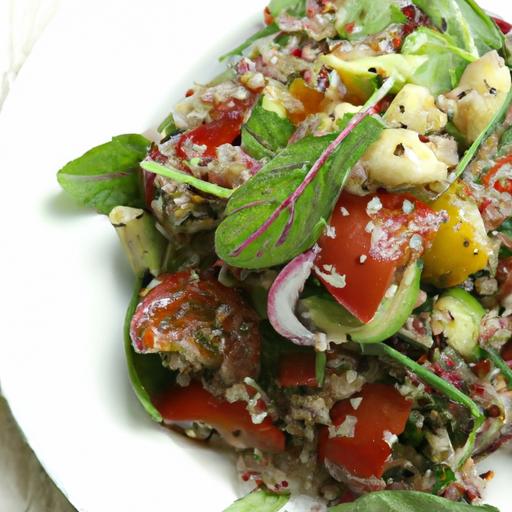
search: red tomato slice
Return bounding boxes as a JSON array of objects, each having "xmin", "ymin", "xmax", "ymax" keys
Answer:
[
  {"xmin": 176, "ymin": 95, "xmax": 255, "ymax": 160},
  {"xmin": 154, "ymin": 381, "xmax": 286, "ymax": 454},
  {"xmin": 130, "ymin": 271, "xmax": 261, "ymax": 384},
  {"xmin": 278, "ymin": 351, "xmax": 317, "ymax": 387},
  {"xmin": 318, "ymin": 383, "xmax": 412, "ymax": 479},
  {"xmin": 315, "ymin": 191, "xmax": 438, "ymax": 323}
]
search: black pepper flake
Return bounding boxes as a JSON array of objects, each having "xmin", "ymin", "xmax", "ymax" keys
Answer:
[
  {"xmin": 394, "ymin": 143, "xmax": 405, "ymax": 156},
  {"xmin": 399, "ymin": 105, "xmax": 405, "ymax": 113},
  {"xmin": 441, "ymin": 18, "xmax": 448, "ymax": 31},
  {"xmin": 457, "ymin": 90, "xmax": 469, "ymax": 100},
  {"xmin": 463, "ymin": 239, "xmax": 470, "ymax": 248},
  {"xmin": 474, "ymin": 249, "xmax": 480, "ymax": 255},
  {"xmin": 399, "ymin": 122, "xmax": 408, "ymax": 129},
  {"xmin": 368, "ymin": 67, "xmax": 377, "ymax": 73}
]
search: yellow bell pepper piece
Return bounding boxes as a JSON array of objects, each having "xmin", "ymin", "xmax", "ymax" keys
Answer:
[{"xmin": 423, "ymin": 182, "xmax": 490, "ymax": 288}]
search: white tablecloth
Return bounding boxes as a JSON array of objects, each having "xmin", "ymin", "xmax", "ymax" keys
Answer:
[{"xmin": 0, "ymin": 2, "xmax": 75, "ymax": 510}]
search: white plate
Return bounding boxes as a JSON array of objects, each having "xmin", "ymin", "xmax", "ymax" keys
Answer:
[{"xmin": 0, "ymin": 1, "xmax": 510, "ymax": 511}]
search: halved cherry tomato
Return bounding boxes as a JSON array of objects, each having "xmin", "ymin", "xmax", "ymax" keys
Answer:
[
  {"xmin": 130, "ymin": 271, "xmax": 261, "ymax": 384},
  {"xmin": 482, "ymin": 155, "xmax": 512, "ymax": 194},
  {"xmin": 318, "ymin": 383, "xmax": 412, "ymax": 479},
  {"xmin": 154, "ymin": 381, "xmax": 285, "ymax": 453},
  {"xmin": 176, "ymin": 95, "xmax": 255, "ymax": 160},
  {"xmin": 278, "ymin": 351, "xmax": 317, "ymax": 387},
  {"xmin": 288, "ymin": 78, "xmax": 325, "ymax": 124},
  {"xmin": 315, "ymin": 192, "xmax": 438, "ymax": 323}
]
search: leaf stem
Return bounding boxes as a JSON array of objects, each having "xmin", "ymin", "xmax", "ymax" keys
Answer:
[
  {"xmin": 362, "ymin": 343, "xmax": 485, "ymax": 467},
  {"xmin": 455, "ymin": 88, "xmax": 512, "ymax": 179},
  {"xmin": 141, "ymin": 161, "xmax": 234, "ymax": 199},
  {"xmin": 482, "ymin": 347, "xmax": 512, "ymax": 389},
  {"xmin": 229, "ymin": 76, "xmax": 396, "ymax": 258}
]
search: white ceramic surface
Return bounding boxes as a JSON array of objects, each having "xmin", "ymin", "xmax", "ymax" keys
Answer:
[{"xmin": 0, "ymin": 1, "xmax": 510, "ymax": 511}]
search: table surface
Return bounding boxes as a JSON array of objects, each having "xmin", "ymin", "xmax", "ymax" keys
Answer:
[{"xmin": 0, "ymin": 3, "xmax": 75, "ymax": 510}]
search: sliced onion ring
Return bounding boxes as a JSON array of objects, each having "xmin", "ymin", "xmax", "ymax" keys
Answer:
[{"xmin": 267, "ymin": 245, "xmax": 322, "ymax": 346}]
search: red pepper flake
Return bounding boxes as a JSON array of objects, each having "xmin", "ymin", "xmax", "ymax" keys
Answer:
[
  {"xmin": 292, "ymin": 48, "xmax": 302, "ymax": 58},
  {"xmin": 471, "ymin": 359, "xmax": 491, "ymax": 379},
  {"xmin": 402, "ymin": 5, "xmax": 416, "ymax": 20},
  {"xmin": 281, "ymin": 481, "xmax": 289, "ymax": 488},
  {"xmin": 418, "ymin": 134, "xmax": 430, "ymax": 143},
  {"xmin": 185, "ymin": 89, "xmax": 194, "ymax": 98},
  {"xmin": 345, "ymin": 22, "xmax": 356, "ymax": 34},
  {"xmin": 392, "ymin": 36, "xmax": 402, "ymax": 50}
]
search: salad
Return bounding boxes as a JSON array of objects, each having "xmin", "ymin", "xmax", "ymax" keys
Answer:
[{"xmin": 57, "ymin": 0, "xmax": 512, "ymax": 510}]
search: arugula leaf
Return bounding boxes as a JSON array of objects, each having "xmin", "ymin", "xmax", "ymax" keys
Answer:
[
  {"xmin": 124, "ymin": 278, "xmax": 174, "ymax": 423},
  {"xmin": 335, "ymin": 0, "xmax": 407, "ymax": 41},
  {"xmin": 411, "ymin": 0, "xmax": 503, "ymax": 57},
  {"xmin": 401, "ymin": 28, "xmax": 476, "ymax": 95},
  {"xmin": 141, "ymin": 161, "xmax": 234, "ymax": 199},
  {"xmin": 268, "ymin": 0, "xmax": 305, "ymax": 18},
  {"xmin": 220, "ymin": 23, "xmax": 280, "ymax": 61},
  {"xmin": 223, "ymin": 489, "xmax": 289, "ymax": 512},
  {"xmin": 241, "ymin": 99, "xmax": 295, "ymax": 159},
  {"xmin": 57, "ymin": 134, "xmax": 149, "ymax": 214},
  {"xmin": 329, "ymin": 491, "xmax": 499, "ymax": 511},
  {"xmin": 215, "ymin": 115, "xmax": 384, "ymax": 269}
]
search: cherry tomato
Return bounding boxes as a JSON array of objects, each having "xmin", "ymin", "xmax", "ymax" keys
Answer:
[
  {"xmin": 278, "ymin": 351, "xmax": 317, "ymax": 387},
  {"xmin": 318, "ymin": 383, "xmax": 412, "ymax": 479},
  {"xmin": 315, "ymin": 192, "xmax": 438, "ymax": 323},
  {"xmin": 154, "ymin": 381, "xmax": 285, "ymax": 453},
  {"xmin": 130, "ymin": 271, "xmax": 261, "ymax": 384},
  {"xmin": 176, "ymin": 95, "xmax": 255, "ymax": 160},
  {"xmin": 482, "ymin": 155, "xmax": 512, "ymax": 194}
]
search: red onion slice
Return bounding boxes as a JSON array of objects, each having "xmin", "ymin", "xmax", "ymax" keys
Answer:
[{"xmin": 267, "ymin": 245, "xmax": 322, "ymax": 346}]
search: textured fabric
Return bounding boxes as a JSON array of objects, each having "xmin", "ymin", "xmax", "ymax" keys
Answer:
[{"xmin": 1, "ymin": 2, "xmax": 75, "ymax": 510}]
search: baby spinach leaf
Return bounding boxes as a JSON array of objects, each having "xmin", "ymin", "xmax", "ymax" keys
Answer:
[
  {"xmin": 335, "ymin": 0, "xmax": 407, "ymax": 41},
  {"xmin": 124, "ymin": 277, "xmax": 174, "ymax": 423},
  {"xmin": 268, "ymin": 0, "xmax": 305, "ymax": 18},
  {"xmin": 411, "ymin": 0, "xmax": 503, "ymax": 57},
  {"xmin": 57, "ymin": 134, "xmax": 149, "ymax": 214},
  {"xmin": 215, "ymin": 115, "xmax": 384, "ymax": 269},
  {"xmin": 223, "ymin": 489, "xmax": 289, "ymax": 512},
  {"xmin": 220, "ymin": 23, "xmax": 280, "ymax": 61},
  {"xmin": 401, "ymin": 27, "xmax": 476, "ymax": 95},
  {"xmin": 329, "ymin": 491, "xmax": 499, "ymax": 511},
  {"xmin": 241, "ymin": 99, "xmax": 295, "ymax": 160}
]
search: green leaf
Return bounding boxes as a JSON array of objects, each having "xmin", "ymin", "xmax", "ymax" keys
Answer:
[
  {"xmin": 140, "ymin": 161, "xmax": 234, "ymax": 199},
  {"xmin": 411, "ymin": 0, "xmax": 504, "ymax": 57},
  {"xmin": 432, "ymin": 465, "xmax": 457, "ymax": 494},
  {"xmin": 220, "ymin": 23, "xmax": 280, "ymax": 61},
  {"xmin": 57, "ymin": 134, "xmax": 149, "ymax": 214},
  {"xmin": 241, "ymin": 99, "xmax": 295, "ymax": 160},
  {"xmin": 223, "ymin": 489, "xmax": 289, "ymax": 512},
  {"xmin": 124, "ymin": 278, "xmax": 174, "ymax": 423},
  {"xmin": 215, "ymin": 115, "xmax": 384, "ymax": 269},
  {"xmin": 335, "ymin": 0, "xmax": 407, "ymax": 41},
  {"xmin": 401, "ymin": 27, "xmax": 476, "ymax": 95},
  {"xmin": 329, "ymin": 491, "xmax": 499, "ymax": 511},
  {"xmin": 268, "ymin": 0, "xmax": 305, "ymax": 18}
]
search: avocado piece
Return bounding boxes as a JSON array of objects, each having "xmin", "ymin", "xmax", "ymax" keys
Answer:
[
  {"xmin": 432, "ymin": 288, "xmax": 485, "ymax": 361},
  {"xmin": 301, "ymin": 261, "xmax": 422, "ymax": 344},
  {"xmin": 321, "ymin": 54, "xmax": 428, "ymax": 103}
]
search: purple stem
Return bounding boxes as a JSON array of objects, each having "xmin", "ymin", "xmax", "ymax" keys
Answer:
[{"xmin": 229, "ymin": 78, "xmax": 395, "ymax": 258}]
